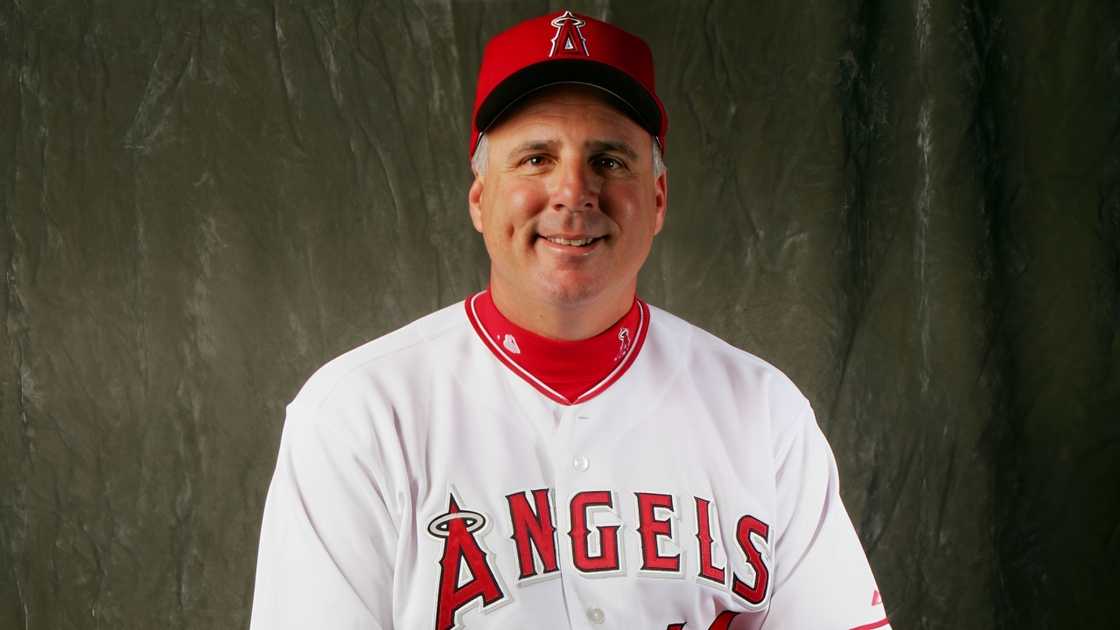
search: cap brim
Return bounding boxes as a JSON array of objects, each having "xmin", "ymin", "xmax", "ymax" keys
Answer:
[{"xmin": 475, "ymin": 60, "xmax": 662, "ymax": 141}]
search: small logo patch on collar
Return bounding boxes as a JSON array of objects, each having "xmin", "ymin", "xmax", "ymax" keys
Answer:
[{"xmin": 502, "ymin": 333, "xmax": 522, "ymax": 355}]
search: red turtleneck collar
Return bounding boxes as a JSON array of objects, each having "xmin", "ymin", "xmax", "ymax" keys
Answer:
[{"xmin": 465, "ymin": 289, "xmax": 650, "ymax": 405}]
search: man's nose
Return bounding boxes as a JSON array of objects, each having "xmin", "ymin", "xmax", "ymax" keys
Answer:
[{"xmin": 550, "ymin": 160, "xmax": 598, "ymax": 212}]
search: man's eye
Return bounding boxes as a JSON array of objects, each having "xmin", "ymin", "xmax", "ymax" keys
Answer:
[
  {"xmin": 523, "ymin": 155, "xmax": 549, "ymax": 167},
  {"xmin": 594, "ymin": 156, "xmax": 624, "ymax": 170}
]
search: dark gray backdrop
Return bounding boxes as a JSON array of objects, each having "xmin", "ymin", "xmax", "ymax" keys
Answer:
[{"xmin": 2, "ymin": 1, "xmax": 1118, "ymax": 628}]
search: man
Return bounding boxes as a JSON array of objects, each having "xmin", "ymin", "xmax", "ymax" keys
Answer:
[{"xmin": 251, "ymin": 10, "xmax": 889, "ymax": 630}]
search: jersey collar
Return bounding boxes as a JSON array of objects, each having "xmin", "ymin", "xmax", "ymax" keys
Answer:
[{"xmin": 465, "ymin": 289, "xmax": 649, "ymax": 406}]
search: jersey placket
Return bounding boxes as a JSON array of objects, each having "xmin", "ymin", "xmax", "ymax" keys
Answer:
[
  {"xmin": 553, "ymin": 401, "xmax": 615, "ymax": 629},
  {"xmin": 489, "ymin": 364, "xmax": 581, "ymax": 628}
]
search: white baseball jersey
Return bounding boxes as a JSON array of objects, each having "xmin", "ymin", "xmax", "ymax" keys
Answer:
[{"xmin": 250, "ymin": 292, "xmax": 890, "ymax": 630}]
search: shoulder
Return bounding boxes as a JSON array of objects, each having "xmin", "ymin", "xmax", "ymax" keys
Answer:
[
  {"xmin": 288, "ymin": 300, "xmax": 470, "ymax": 414},
  {"xmin": 266, "ymin": 303, "xmax": 472, "ymax": 522},
  {"xmin": 645, "ymin": 303, "xmax": 812, "ymax": 423}
]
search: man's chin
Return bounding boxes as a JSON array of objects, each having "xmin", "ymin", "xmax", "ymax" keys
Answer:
[{"xmin": 532, "ymin": 276, "xmax": 616, "ymax": 308}]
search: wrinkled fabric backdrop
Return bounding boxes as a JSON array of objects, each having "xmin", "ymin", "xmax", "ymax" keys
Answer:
[{"xmin": 2, "ymin": 1, "xmax": 1117, "ymax": 628}]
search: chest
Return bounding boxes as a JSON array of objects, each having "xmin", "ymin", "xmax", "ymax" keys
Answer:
[{"xmin": 391, "ymin": 380, "xmax": 779, "ymax": 630}]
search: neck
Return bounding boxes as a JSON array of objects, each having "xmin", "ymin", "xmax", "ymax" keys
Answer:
[{"xmin": 489, "ymin": 279, "xmax": 635, "ymax": 341}]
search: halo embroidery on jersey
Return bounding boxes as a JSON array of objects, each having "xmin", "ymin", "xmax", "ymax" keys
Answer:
[
  {"xmin": 614, "ymin": 328, "xmax": 631, "ymax": 363},
  {"xmin": 502, "ymin": 334, "xmax": 522, "ymax": 355}
]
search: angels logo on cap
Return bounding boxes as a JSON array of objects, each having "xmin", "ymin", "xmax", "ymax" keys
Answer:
[{"xmin": 549, "ymin": 10, "xmax": 590, "ymax": 57}]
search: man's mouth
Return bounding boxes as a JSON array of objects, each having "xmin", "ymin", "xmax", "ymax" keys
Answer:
[{"xmin": 541, "ymin": 235, "xmax": 603, "ymax": 248}]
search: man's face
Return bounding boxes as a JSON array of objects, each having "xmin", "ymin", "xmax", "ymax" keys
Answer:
[{"xmin": 468, "ymin": 85, "xmax": 667, "ymax": 311}]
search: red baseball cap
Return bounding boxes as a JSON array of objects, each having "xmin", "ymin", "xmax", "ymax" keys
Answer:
[{"xmin": 470, "ymin": 10, "xmax": 668, "ymax": 160}]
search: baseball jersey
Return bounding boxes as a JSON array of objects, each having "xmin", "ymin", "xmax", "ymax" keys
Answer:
[{"xmin": 250, "ymin": 291, "xmax": 890, "ymax": 630}]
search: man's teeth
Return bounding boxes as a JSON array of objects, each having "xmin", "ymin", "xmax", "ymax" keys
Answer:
[{"xmin": 546, "ymin": 236, "xmax": 597, "ymax": 246}]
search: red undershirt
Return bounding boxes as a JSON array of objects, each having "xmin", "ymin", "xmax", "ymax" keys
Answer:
[{"xmin": 465, "ymin": 289, "xmax": 650, "ymax": 405}]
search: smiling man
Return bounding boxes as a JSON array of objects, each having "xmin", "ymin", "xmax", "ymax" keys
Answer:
[
  {"xmin": 250, "ymin": 10, "xmax": 889, "ymax": 630},
  {"xmin": 470, "ymin": 83, "xmax": 665, "ymax": 341}
]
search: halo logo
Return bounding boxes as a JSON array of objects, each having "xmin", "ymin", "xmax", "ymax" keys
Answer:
[
  {"xmin": 428, "ymin": 496, "xmax": 505, "ymax": 630},
  {"xmin": 549, "ymin": 10, "xmax": 589, "ymax": 57},
  {"xmin": 614, "ymin": 327, "xmax": 631, "ymax": 363}
]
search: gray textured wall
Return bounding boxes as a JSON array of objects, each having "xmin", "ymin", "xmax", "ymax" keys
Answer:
[{"xmin": 2, "ymin": 1, "xmax": 1118, "ymax": 628}]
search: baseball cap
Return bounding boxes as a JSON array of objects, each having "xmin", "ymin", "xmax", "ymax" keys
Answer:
[{"xmin": 470, "ymin": 10, "xmax": 668, "ymax": 160}]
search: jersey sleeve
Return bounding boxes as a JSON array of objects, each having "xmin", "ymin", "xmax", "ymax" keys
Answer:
[
  {"xmin": 761, "ymin": 405, "xmax": 890, "ymax": 630},
  {"xmin": 250, "ymin": 394, "xmax": 400, "ymax": 630}
]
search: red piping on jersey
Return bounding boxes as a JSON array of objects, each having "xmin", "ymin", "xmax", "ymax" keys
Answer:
[
  {"xmin": 849, "ymin": 618, "xmax": 891, "ymax": 630},
  {"xmin": 465, "ymin": 289, "xmax": 649, "ymax": 406}
]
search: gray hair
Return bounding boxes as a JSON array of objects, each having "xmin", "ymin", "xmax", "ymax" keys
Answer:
[{"xmin": 471, "ymin": 134, "xmax": 666, "ymax": 178}]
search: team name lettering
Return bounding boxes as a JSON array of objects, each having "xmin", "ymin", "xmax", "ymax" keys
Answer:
[
  {"xmin": 569, "ymin": 490, "xmax": 622, "ymax": 573},
  {"xmin": 428, "ymin": 496, "xmax": 506, "ymax": 630},
  {"xmin": 428, "ymin": 490, "xmax": 772, "ymax": 628},
  {"xmin": 636, "ymin": 492, "xmax": 680, "ymax": 573},
  {"xmin": 731, "ymin": 515, "xmax": 771, "ymax": 606},
  {"xmin": 695, "ymin": 497, "xmax": 727, "ymax": 585},
  {"xmin": 506, "ymin": 488, "xmax": 559, "ymax": 580}
]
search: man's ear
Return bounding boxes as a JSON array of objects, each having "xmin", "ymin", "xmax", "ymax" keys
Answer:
[
  {"xmin": 652, "ymin": 170, "xmax": 668, "ymax": 235},
  {"xmin": 468, "ymin": 175, "xmax": 485, "ymax": 233}
]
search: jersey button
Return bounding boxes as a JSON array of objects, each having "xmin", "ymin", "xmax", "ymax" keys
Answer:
[
  {"xmin": 572, "ymin": 456, "xmax": 590, "ymax": 472},
  {"xmin": 586, "ymin": 607, "xmax": 605, "ymax": 624}
]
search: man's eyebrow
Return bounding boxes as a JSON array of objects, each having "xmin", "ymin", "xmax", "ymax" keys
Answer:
[
  {"xmin": 507, "ymin": 140, "xmax": 559, "ymax": 156},
  {"xmin": 587, "ymin": 140, "xmax": 638, "ymax": 160},
  {"xmin": 503, "ymin": 139, "xmax": 640, "ymax": 161}
]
